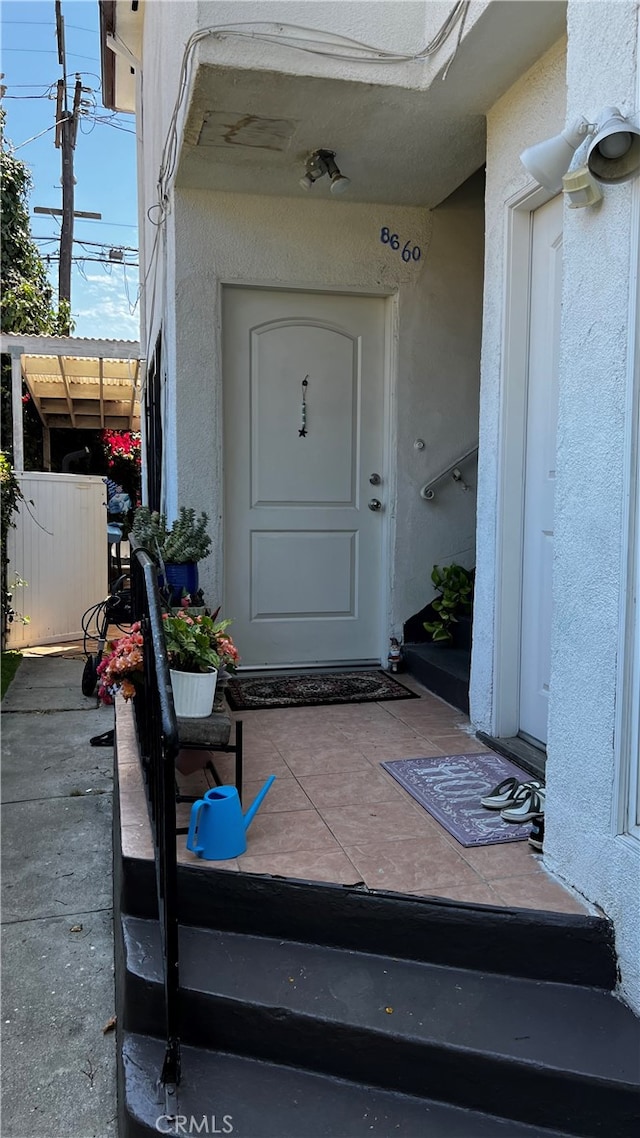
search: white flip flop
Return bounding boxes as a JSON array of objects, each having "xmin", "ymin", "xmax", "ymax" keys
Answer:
[{"xmin": 501, "ymin": 785, "xmax": 546, "ymax": 823}]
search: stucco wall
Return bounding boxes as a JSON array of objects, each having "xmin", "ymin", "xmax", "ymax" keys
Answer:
[
  {"xmin": 193, "ymin": 0, "xmax": 489, "ymax": 90},
  {"xmin": 544, "ymin": 0, "xmax": 640, "ymax": 1015},
  {"xmin": 138, "ymin": 0, "xmax": 201, "ymax": 358},
  {"xmin": 167, "ymin": 181, "xmax": 483, "ymax": 641},
  {"xmin": 473, "ymin": 3, "xmax": 640, "ymax": 1014}
]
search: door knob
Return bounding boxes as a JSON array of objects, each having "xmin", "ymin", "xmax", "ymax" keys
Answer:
[
  {"xmin": 368, "ymin": 498, "xmax": 382, "ymax": 512},
  {"xmin": 369, "ymin": 473, "xmax": 381, "ymax": 485}
]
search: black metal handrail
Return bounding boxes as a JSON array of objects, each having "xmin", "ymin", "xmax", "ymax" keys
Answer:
[{"xmin": 130, "ymin": 537, "xmax": 181, "ymax": 1089}]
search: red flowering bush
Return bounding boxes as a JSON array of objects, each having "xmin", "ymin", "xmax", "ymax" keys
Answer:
[
  {"xmin": 97, "ymin": 622, "xmax": 144, "ymax": 704},
  {"xmin": 102, "ymin": 430, "xmax": 141, "ymax": 464},
  {"xmin": 101, "ymin": 430, "xmax": 141, "ymax": 505}
]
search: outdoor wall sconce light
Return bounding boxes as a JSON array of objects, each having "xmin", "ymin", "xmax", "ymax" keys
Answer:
[
  {"xmin": 299, "ymin": 149, "xmax": 351, "ymax": 195},
  {"xmin": 520, "ymin": 107, "xmax": 640, "ymax": 195}
]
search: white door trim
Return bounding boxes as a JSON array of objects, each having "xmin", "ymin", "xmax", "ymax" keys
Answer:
[
  {"xmin": 494, "ymin": 182, "xmax": 557, "ymax": 739},
  {"xmin": 219, "ymin": 280, "xmax": 398, "ymax": 668},
  {"xmin": 613, "ymin": 173, "xmax": 640, "ymax": 841}
]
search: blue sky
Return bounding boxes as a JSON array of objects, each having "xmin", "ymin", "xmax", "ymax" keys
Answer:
[{"xmin": 1, "ymin": 0, "xmax": 139, "ymax": 340}]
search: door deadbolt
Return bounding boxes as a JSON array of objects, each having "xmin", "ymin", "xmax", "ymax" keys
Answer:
[
  {"xmin": 368, "ymin": 498, "xmax": 382, "ymax": 511},
  {"xmin": 369, "ymin": 473, "xmax": 381, "ymax": 485}
]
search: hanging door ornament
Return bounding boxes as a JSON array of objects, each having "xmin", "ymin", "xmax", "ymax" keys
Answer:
[{"xmin": 299, "ymin": 375, "xmax": 309, "ymax": 437}]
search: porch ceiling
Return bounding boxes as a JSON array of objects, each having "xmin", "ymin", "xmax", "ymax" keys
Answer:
[{"xmin": 177, "ymin": 2, "xmax": 567, "ymax": 208}]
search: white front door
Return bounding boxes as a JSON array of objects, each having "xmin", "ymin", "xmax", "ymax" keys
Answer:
[
  {"xmin": 222, "ymin": 287, "xmax": 386, "ymax": 667},
  {"xmin": 519, "ymin": 196, "xmax": 563, "ymax": 744}
]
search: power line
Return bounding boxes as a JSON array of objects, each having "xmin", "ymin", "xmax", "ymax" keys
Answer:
[
  {"xmin": 2, "ymin": 49, "xmax": 100, "ymax": 64},
  {"xmin": 33, "ymin": 235, "xmax": 138, "ymax": 253},
  {"xmin": 43, "ymin": 255, "xmax": 139, "ymax": 267},
  {"xmin": 3, "ymin": 21, "xmax": 95, "ymax": 33},
  {"xmin": 40, "ymin": 217, "xmax": 138, "ymax": 230}
]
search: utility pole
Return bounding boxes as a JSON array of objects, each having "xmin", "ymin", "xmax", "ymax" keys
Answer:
[{"xmin": 54, "ymin": 2, "xmax": 83, "ymax": 325}]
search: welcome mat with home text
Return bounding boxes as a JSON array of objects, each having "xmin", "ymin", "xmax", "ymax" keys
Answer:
[
  {"xmin": 381, "ymin": 752, "xmax": 537, "ymax": 846},
  {"xmin": 224, "ymin": 670, "xmax": 419, "ymax": 711}
]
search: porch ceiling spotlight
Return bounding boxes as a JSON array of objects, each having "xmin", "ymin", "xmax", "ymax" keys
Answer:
[
  {"xmin": 520, "ymin": 108, "xmax": 640, "ymax": 194},
  {"xmin": 299, "ymin": 149, "xmax": 351, "ymax": 195}
]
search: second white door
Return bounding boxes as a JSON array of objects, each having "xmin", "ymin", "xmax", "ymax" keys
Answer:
[{"xmin": 223, "ymin": 287, "xmax": 386, "ymax": 667}]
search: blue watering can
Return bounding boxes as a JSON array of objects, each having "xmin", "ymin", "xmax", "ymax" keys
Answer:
[{"xmin": 186, "ymin": 776, "xmax": 276, "ymax": 860}]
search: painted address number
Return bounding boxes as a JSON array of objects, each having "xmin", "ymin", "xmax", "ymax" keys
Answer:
[{"xmin": 380, "ymin": 227, "xmax": 421, "ymax": 262}]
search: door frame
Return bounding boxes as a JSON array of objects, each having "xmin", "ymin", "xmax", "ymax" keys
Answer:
[
  {"xmin": 493, "ymin": 183, "xmax": 558, "ymax": 739},
  {"xmin": 613, "ymin": 177, "xmax": 640, "ymax": 842},
  {"xmin": 218, "ymin": 278, "xmax": 398, "ymax": 668}
]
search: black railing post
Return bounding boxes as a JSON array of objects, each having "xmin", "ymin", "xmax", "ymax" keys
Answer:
[{"xmin": 130, "ymin": 538, "xmax": 181, "ymax": 1089}]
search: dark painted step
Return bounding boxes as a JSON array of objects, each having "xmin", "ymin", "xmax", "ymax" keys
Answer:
[
  {"xmin": 402, "ymin": 643, "xmax": 470, "ymax": 713},
  {"xmin": 120, "ymin": 861, "xmax": 618, "ymax": 989},
  {"xmin": 121, "ymin": 1032, "xmax": 576, "ymax": 1138},
  {"xmin": 477, "ymin": 731, "xmax": 546, "ymax": 781},
  {"xmin": 121, "ymin": 917, "xmax": 640, "ymax": 1137}
]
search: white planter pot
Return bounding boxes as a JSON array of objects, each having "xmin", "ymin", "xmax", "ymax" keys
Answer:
[{"xmin": 170, "ymin": 668, "xmax": 217, "ymax": 718}]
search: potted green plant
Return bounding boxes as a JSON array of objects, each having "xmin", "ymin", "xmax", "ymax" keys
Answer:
[
  {"xmin": 423, "ymin": 563, "xmax": 474, "ymax": 645},
  {"xmin": 132, "ymin": 506, "xmax": 212, "ymax": 603},
  {"xmin": 162, "ymin": 610, "xmax": 221, "ymax": 717}
]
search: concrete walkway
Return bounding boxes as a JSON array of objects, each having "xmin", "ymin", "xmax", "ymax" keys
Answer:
[{"xmin": 1, "ymin": 657, "xmax": 117, "ymax": 1138}]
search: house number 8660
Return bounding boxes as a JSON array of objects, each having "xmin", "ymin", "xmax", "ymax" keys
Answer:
[{"xmin": 380, "ymin": 227, "xmax": 421, "ymax": 262}]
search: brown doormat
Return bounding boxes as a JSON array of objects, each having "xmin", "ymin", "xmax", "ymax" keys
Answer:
[{"xmin": 224, "ymin": 670, "xmax": 419, "ymax": 711}]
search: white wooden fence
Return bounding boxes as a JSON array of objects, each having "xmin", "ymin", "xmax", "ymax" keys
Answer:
[{"xmin": 6, "ymin": 473, "xmax": 108, "ymax": 649}]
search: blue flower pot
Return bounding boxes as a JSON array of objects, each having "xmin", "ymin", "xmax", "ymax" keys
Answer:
[{"xmin": 164, "ymin": 561, "xmax": 199, "ymax": 605}]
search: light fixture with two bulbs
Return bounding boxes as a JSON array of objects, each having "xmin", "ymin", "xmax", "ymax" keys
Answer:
[
  {"xmin": 520, "ymin": 107, "xmax": 640, "ymax": 205},
  {"xmin": 299, "ymin": 149, "xmax": 351, "ymax": 195}
]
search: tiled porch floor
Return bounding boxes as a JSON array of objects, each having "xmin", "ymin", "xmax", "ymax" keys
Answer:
[{"xmin": 118, "ymin": 674, "xmax": 589, "ymax": 916}]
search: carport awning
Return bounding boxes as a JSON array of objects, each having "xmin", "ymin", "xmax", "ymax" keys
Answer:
[{"xmin": 0, "ymin": 333, "xmax": 143, "ymax": 431}]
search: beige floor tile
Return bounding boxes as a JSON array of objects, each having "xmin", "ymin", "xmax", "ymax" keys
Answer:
[
  {"xmin": 176, "ymin": 768, "xmax": 212, "ymax": 795},
  {"xmin": 408, "ymin": 881, "xmax": 503, "ymax": 905},
  {"xmin": 111, "ymin": 679, "xmax": 591, "ymax": 917},
  {"xmin": 361, "ymin": 743, "xmax": 445, "ymax": 763},
  {"xmin": 283, "ymin": 748, "xmax": 371, "ymax": 776},
  {"xmin": 119, "ymin": 789, "xmax": 148, "ymax": 828},
  {"xmin": 299, "ymin": 768, "xmax": 404, "ymax": 810},
  {"xmin": 490, "ymin": 871, "xmax": 589, "ymax": 914},
  {"xmin": 178, "ymin": 843, "xmax": 239, "ymax": 871},
  {"xmin": 344, "ymin": 835, "xmax": 485, "ymax": 894},
  {"xmin": 242, "ymin": 776, "xmax": 311, "ymax": 813},
  {"xmin": 389, "ymin": 709, "xmax": 457, "ymax": 725},
  {"xmin": 241, "ymin": 740, "xmax": 282, "ymax": 758},
  {"xmin": 120, "ymin": 823, "xmax": 154, "ymax": 860},
  {"xmin": 395, "ymin": 716, "xmax": 467, "ymax": 735},
  {"xmin": 243, "ymin": 808, "xmax": 341, "ymax": 856},
  {"xmin": 459, "ymin": 840, "xmax": 542, "ymax": 880},
  {"xmin": 318, "ymin": 799, "xmax": 437, "ymax": 846},
  {"xmin": 117, "ymin": 761, "xmax": 145, "ymax": 794},
  {"xmin": 239, "ymin": 848, "xmax": 361, "ymax": 885},
  {"xmin": 242, "ymin": 754, "xmax": 291, "ymax": 780},
  {"xmin": 423, "ymin": 735, "xmax": 484, "ymax": 754},
  {"xmin": 276, "ymin": 727, "xmax": 353, "ymax": 748}
]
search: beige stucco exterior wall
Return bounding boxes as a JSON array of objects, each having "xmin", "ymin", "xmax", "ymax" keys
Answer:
[
  {"xmin": 167, "ymin": 181, "xmax": 484, "ymax": 641},
  {"xmin": 472, "ymin": 2, "xmax": 640, "ymax": 1014},
  {"xmin": 545, "ymin": 0, "xmax": 640, "ymax": 1015}
]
